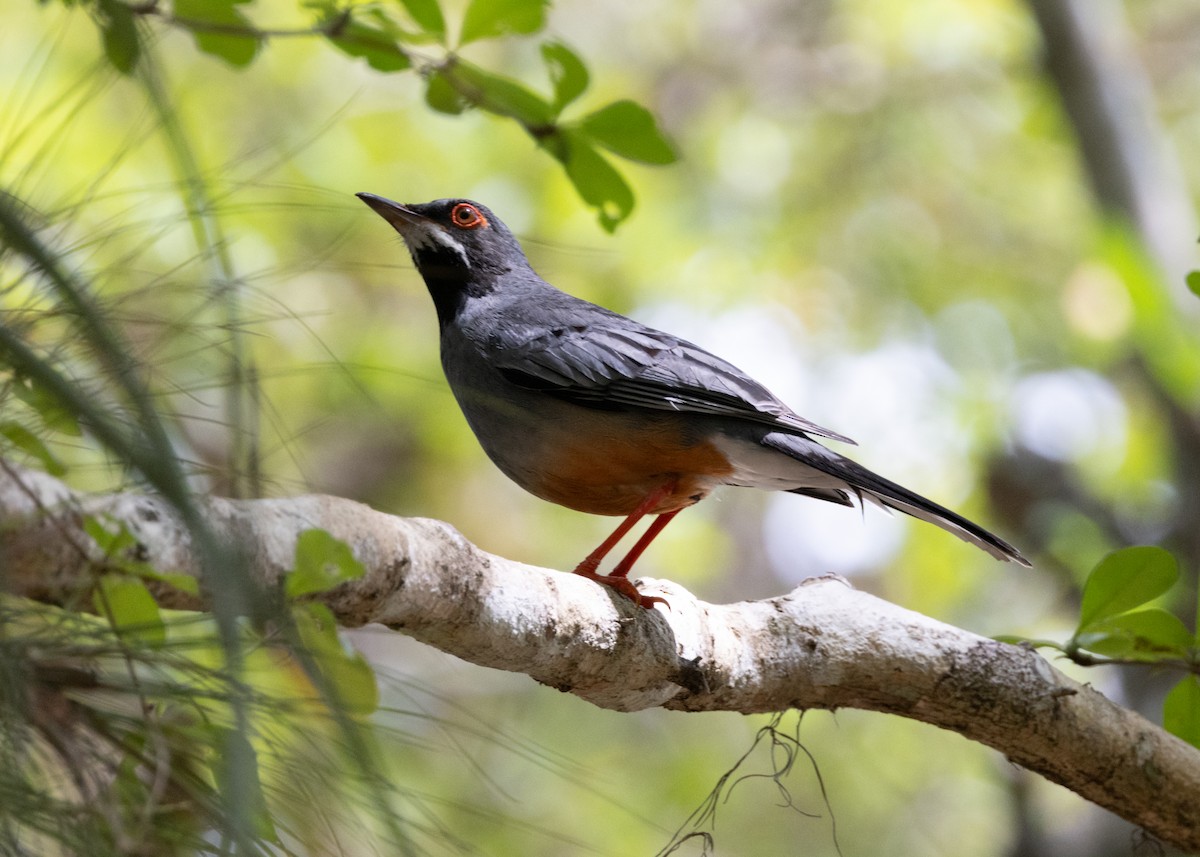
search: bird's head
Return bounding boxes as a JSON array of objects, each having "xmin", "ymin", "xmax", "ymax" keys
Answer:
[
  {"xmin": 358, "ymin": 193, "xmax": 529, "ymax": 278},
  {"xmin": 357, "ymin": 194, "xmax": 533, "ymax": 325}
]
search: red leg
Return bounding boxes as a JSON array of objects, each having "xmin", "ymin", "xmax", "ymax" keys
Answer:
[
  {"xmin": 572, "ymin": 482, "xmax": 680, "ymax": 609},
  {"xmin": 572, "ymin": 481, "xmax": 675, "ymax": 577},
  {"xmin": 610, "ymin": 509, "xmax": 681, "ymax": 578}
]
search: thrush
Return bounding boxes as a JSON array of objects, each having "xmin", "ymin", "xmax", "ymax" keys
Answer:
[{"xmin": 357, "ymin": 194, "xmax": 1029, "ymax": 608}]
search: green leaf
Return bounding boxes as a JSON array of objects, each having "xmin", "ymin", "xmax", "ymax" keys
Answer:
[
  {"xmin": 94, "ymin": 576, "xmax": 165, "ymax": 646},
  {"xmin": 448, "ymin": 61, "xmax": 554, "ymax": 126},
  {"xmin": 140, "ymin": 567, "xmax": 201, "ymax": 597},
  {"xmin": 1076, "ymin": 546, "xmax": 1178, "ymax": 633},
  {"xmin": 1164, "ymin": 676, "xmax": 1200, "ymax": 749},
  {"xmin": 84, "ymin": 515, "xmax": 200, "ymax": 596},
  {"xmin": 327, "ymin": 11, "xmax": 411, "ymax": 71},
  {"xmin": 425, "ymin": 70, "xmax": 468, "ymax": 114},
  {"xmin": 542, "ymin": 41, "xmax": 588, "ymax": 113},
  {"xmin": 1076, "ymin": 608, "xmax": 1195, "ymax": 659},
  {"xmin": 1187, "ymin": 270, "xmax": 1200, "ymax": 299},
  {"xmin": 287, "ymin": 529, "xmax": 366, "ymax": 597},
  {"xmin": 553, "ymin": 132, "xmax": 635, "ymax": 232},
  {"xmin": 295, "ymin": 602, "xmax": 379, "ymax": 715},
  {"xmin": 397, "ymin": 0, "xmax": 444, "ymax": 39},
  {"xmin": 174, "ymin": 0, "xmax": 260, "ymax": 67},
  {"xmin": 577, "ymin": 100, "xmax": 677, "ymax": 165},
  {"xmin": 0, "ymin": 422, "xmax": 66, "ymax": 476},
  {"xmin": 95, "ymin": 0, "xmax": 141, "ymax": 74},
  {"xmin": 84, "ymin": 514, "xmax": 138, "ymax": 556},
  {"xmin": 459, "ymin": 0, "xmax": 548, "ymax": 45},
  {"xmin": 1105, "ymin": 608, "xmax": 1194, "ymax": 650}
]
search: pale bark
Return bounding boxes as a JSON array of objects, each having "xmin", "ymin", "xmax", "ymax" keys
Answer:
[{"xmin": 2, "ymin": 462, "xmax": 1198, "ymax": 850}]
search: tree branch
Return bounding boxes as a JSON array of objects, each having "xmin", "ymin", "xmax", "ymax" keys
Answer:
[{"xmin": 2, "ymin": 462, "xmax": 1198, "ymax": 850}]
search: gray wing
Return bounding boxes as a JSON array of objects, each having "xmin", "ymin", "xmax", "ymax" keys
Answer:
[{"xmin": 484, "ymin": 306, "xmax": 856, "ymax": 445}]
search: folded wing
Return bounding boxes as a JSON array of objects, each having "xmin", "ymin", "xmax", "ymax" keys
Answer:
[{"xmin": 486, "ymin": 309, "xmax": 855, "ymax": 444}]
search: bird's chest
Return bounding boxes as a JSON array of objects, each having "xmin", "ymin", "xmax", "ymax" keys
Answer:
[{"xmin": 438, "ymin": 329, "xmax": 732, "ymax": 516}]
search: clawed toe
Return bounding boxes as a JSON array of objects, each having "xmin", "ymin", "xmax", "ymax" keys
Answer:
[{"xmin": 573, "ymin": 569, "xmax": 670, "ymax": 611}]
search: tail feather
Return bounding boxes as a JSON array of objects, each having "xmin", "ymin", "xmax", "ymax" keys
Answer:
[
  {"xmin": 786, "ymin": 486, "xmax": 854, "ymax": 507},
  {"xmin": 762, "ymin": 433, "xmax": 1030, "ymax": 567}
]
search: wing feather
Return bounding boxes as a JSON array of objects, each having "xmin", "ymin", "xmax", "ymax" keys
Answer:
[{"xmin": 488, "ymin": 310, "xmax": 855, "ymax": 444}]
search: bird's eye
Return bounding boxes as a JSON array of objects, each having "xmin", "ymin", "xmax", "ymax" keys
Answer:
[{"xmin": 450, "ymin": 202, "xmax": 487, "ymax": 230}]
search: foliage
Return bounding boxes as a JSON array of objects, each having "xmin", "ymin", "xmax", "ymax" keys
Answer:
[
  {"xmin": 0, "ymin": 5, "xmax": 681, "ymax": 837},
  {"xmin": 65, "ymin": 0, "xmax": 675, "ymax": 232},
  {"xmin": 0, "ymin": 540, "xmax": 383, "ymax": 856},
  {"xmin": 3, "ymin": 0, "xmax": 1200, "ymax": 853},
  {"xmin": 287, "ymin": 527, "xmax": 367, "ymax": 597},
  {"xmin": 1003, "ymin": 545, "xmax": 1200, "ymax": 748}
]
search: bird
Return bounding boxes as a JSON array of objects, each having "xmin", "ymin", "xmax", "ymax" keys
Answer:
[{"xmin": 357, "ymin": 193, "xmax": 1030, "ymax": 608}]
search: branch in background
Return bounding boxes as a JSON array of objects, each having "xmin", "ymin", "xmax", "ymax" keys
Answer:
[
  {"xmin": 1026, "ymin": 0, "xmax": 1199, "ymax": 295},
  {"xmin": 1, "ymin": 462, "xmax": 1198, "ymax": 851}
]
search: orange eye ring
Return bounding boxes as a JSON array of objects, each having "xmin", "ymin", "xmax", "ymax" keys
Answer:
[{"xmin": 450, "ymin": 202, "xmax": 487, "ymax": 230}]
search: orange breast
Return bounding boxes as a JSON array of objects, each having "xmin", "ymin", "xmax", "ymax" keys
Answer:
[{"xmin": 526, "ymin": 413, "xmax": 735, "ymax": 516}]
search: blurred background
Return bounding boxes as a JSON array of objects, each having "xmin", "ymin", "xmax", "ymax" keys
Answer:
[{"xmin": 3, "ymin": 0, "xmax": 1199, "ymax": 853}]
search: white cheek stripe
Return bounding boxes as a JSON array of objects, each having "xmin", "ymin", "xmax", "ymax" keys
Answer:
[{"xmin": 405, "ymin": 223, "xmax": 469, "ymax": 267}]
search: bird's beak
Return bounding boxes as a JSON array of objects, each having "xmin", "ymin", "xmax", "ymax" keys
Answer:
[
  {"xmin": 356, "ymin": 192, "xmax": 429, "ymax": 234},
  {"xmin": 357, "ymin": 192, "xmax": 469, "ymax": 265}
]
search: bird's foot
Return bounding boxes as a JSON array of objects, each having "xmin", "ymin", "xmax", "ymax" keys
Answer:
[{"xmin": 572, "ymin": 567, "xmax": 670, "ymax": 610}]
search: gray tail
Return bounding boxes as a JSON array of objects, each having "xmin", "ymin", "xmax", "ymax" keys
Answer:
[{"xmin": 768, "ymin": 435, "xmax": 1030, "ymax": 567}]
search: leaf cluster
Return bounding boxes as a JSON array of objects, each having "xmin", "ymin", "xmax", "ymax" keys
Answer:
[
  {"xmin": 64, "ymin": 0, "xmax": 678, "ymax": 231},
  {"xmin": 1004, "ymin": 545, "xmax": 1200, "ymax": 749},
  {"xmin": 0, "ymin": 524, "xmax": 381, "ymax": 855},
  {"xmin": 0, "ymin": 158, "xmax": 399, "ymax": 853}
]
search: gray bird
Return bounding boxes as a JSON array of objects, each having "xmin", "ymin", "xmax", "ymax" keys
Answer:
[{"xmin": 358, "ymin": 193, "xmax": 1030, "ymax": 607}]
